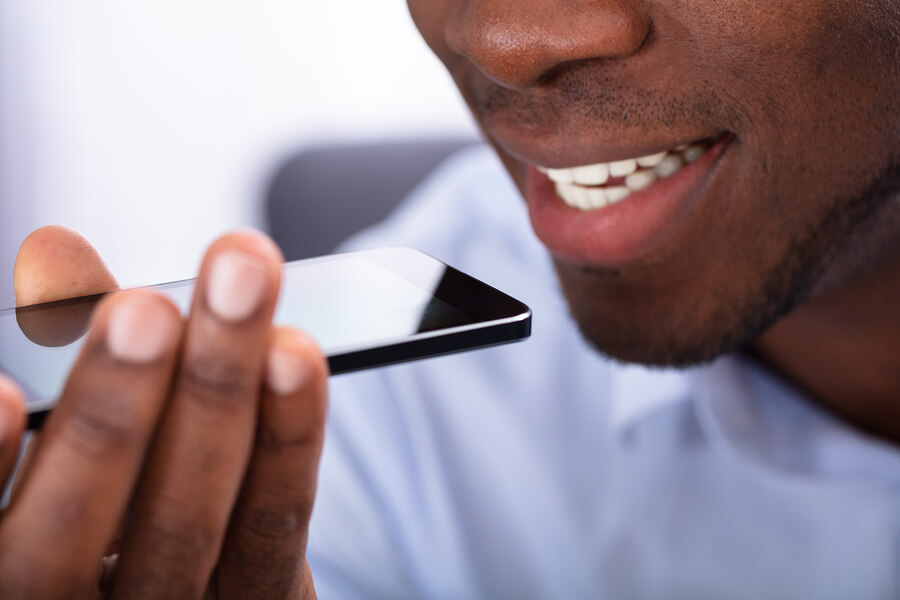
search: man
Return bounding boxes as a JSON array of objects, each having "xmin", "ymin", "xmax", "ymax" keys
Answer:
[{"xmin": 1, "ymin": 0, "xmax": 899, "ymax": 597}]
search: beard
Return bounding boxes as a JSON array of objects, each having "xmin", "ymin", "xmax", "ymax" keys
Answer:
[{"xmin": 555, "ymin": 159, "xmax": 900, "ymax": 369}]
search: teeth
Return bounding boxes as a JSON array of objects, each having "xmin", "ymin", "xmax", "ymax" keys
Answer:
[
  {"xmin": 636, "ymin": 152, "xmax": 667, "ymax": 168},
  {"xmin": 556, "ymin": 183, "xmax": 608, "ymax": 209},
  {"xmin": 625, "ymin": 169, "xmax": 657, "ymax": 191},
  {"xmin": 571, "ymin": 163, "xmax": 609, "ymax": 186},
  {"xmin": 554, "ymin": 183, "xmax": 578, "ymax": 209},
  {"xmin": 571, "ymin": 187, "xmax": 592, "ymax": 210},
  {"xmin": 654, "ymin": 154, "xmax": 684, "ymax": 179},
  {"xmin": 541, "ymin": 139, "xmax": 713, "ymax": 211},
  {"xmin": 546, "ymin": 167, "xmax": 574, "ymax": 184},
  {"xmin": 682, "ymin": 144, "xmax": 705, "ymax": 164},
  {"xmin": 605, "ymin": 186, "xmax": 630, "ymax": 204},
  {"xmin": 609, "ymin": 159, "xmax": 638, "ymax": 177},
  {"xmin": 584, "ymin": 188, "xmax": 609, "ymax": 208}
]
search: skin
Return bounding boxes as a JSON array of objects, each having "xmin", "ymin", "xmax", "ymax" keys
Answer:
[
  {"xmin": 0, "ymin": 227, "xmax": 325, "ymax": 599},
  {"xmin": 0, "ymin": 0, "xmax": 899, "ymax": 595},
  {"xmin": 407, "ymin": 0, "xmax": 900, "ymax": 440}
]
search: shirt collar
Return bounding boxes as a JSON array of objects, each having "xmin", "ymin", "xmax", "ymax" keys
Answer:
[
  {"xmin": 607, "ymin": 361, "xmax": 695, "ymax": 434},
  {"xmin": 693, "ymin": 355, "xmax": 900, "ymax": 488},
  {"xmin": 607, "ymin": 354, "xmax": 900, "ymax": 489}
]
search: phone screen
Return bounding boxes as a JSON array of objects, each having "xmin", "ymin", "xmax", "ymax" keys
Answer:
[
  {"xmin": 275, "ymin": 254, "xmax": 471, "ymax": 349},
  {"xmin": 0, "ymin": 247, "xmax": 531, "ymax": 426}
]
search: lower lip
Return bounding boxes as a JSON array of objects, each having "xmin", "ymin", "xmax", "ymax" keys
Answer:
[{"xmin": 526, "ymin": 135, "xmax": 733, "ymax": 267}]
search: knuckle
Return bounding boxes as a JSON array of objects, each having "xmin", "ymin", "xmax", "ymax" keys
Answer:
[
  {"xmin": 60, "ymin": 398, "xmax": 144, "ymax": 459},
  {"xmin": 176, "ymin": 356, "xmax": 256, "ymax": 412},
  {"xmin": 141, "ymin": 496, "xmax": 220, "ymax": 568},
  {"xmin": 146, "ymin": 518, "xmax": 218, "ymax": 563},
  {"xmin": 256, "ymin": 425, "xmax": 320, "ymax": 453},
  {"xmin": 240, "ymin": 502, "xmax": 308, "ymax": 542}
]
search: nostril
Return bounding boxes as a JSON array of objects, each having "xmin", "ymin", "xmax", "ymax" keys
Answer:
[{"xmin": 446, "ymin": 0, "xmax": 651, "ymax": 90}]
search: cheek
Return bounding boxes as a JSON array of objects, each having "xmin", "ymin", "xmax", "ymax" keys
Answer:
[{"xmin": 681, "ymin": 0, "xmax": 900, "ymax": 206}]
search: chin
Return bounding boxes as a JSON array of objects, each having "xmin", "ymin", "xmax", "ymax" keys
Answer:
[
  {"xmin": 551, "ymin": 258, "xmax": 790, "ymax": 369},
  {"xmin": 564, "ymin": 304, "xmax": 743, "ymax": 369}
]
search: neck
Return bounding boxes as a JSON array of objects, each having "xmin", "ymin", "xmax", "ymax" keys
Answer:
[{"xmin": 753, "ymin": 253, "xmax": 900, "ymax": 444}]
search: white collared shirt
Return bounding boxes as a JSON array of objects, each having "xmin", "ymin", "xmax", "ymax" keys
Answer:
[{"xmin": 307, "ymin": 146, "xmax": 900, "ymax": 599}]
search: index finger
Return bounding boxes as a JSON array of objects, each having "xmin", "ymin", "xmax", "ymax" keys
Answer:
[{"xmin": 0, "ymin": 290, "xmax": 182, "ymax": 597}]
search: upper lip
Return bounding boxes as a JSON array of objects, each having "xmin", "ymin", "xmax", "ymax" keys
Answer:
[{"xmin": 486, "ymin": 126, "xmax": 727, "ymax": 169}]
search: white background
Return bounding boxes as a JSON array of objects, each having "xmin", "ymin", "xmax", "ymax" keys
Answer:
[{"xmin": 0, "ymin": 1, "xmax": 476, "ymax": 305}]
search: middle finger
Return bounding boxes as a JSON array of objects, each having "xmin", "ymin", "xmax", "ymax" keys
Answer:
[{"xmin": 110, "ymin": 231, "xmax": 284, "ymax": 598}]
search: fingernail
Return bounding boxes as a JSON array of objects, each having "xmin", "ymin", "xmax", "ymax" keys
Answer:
[
  {"xmin": 107, "ymin": 299, "xmax": 177, "ymax": 364},
  {"xmin": 266, "ymin": 347, "xmax": 312, "ymax": 396},
  {"xmin": 207, "ymin": 250, "xmax": 268, "ymax": 322}
]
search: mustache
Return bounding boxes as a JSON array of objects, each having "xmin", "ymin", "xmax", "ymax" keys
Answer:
[{"xmin": 468, "ymin": 67, "xmax": 744, "ymax": 132}]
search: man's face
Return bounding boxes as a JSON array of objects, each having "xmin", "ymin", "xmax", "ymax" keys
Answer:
[{"xmin": 408, "ymin": 0, "xmax": 900, "ymax": 366}]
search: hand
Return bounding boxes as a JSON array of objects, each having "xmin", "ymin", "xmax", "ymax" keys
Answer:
[{"xmin": 0, "ymin": 226, "xmax": 327, "ymax": 599}]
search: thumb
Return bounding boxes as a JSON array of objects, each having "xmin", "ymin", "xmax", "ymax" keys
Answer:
[
  {"xmin": 14, "ymin": 225, "xmax": 118, "ymax": 307},
  {"xmin": 13, "ymin": 226, "xmax": 120, "ymax": 347}
]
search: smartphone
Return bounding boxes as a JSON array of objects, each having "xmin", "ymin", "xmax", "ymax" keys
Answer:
[{"xmin": 0, "ymin": 247, "xmax": 531, "ymax": 430}]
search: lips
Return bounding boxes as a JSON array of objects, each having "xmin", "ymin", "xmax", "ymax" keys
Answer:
[{"xmin": 525, "ymin": 134, "xmax": 734, "ymax": 267}]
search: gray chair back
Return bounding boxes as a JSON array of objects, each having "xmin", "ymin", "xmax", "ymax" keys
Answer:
[{"xmin": 265, "ymin": 138, "xmax": 479, "ymax": 260}]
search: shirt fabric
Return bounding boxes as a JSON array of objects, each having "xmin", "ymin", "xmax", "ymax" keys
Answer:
[{"xmin": 307, "ymin": 146, "xmax": 900, "ymax": 599}]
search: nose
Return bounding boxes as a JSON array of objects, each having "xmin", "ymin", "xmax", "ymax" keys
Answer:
[{"xmin": 446, "ymin": 0, "xmax": 650, "ymax": 89}]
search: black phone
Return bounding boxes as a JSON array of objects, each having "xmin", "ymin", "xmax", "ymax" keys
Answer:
[{"xmin": 0, "ymin": 247, "xmax": 531, "ymax": 430}]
